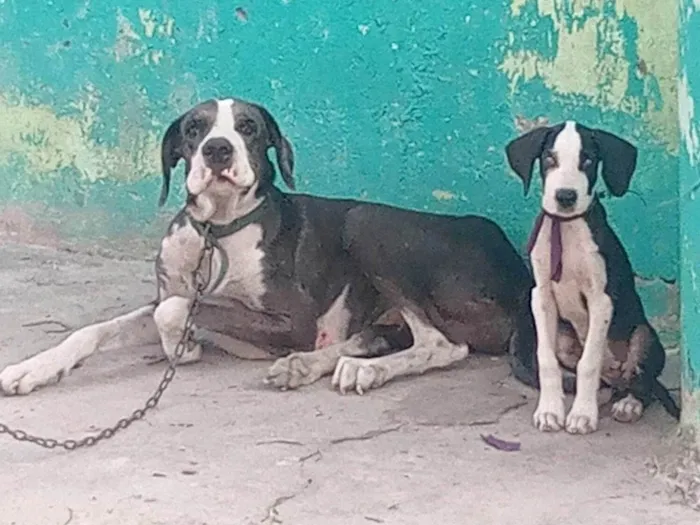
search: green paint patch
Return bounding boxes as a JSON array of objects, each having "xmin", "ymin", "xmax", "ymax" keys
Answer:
[
  {"xmin": 0, "ymin": 89, "xmax": 160, "ymax": 184},
  {"xmin": 500, "ymin": 0, "xmax": 679, "ymax": 152}
]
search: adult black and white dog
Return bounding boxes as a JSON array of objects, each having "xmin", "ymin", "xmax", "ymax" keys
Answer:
[
  {"xmin": 505, "ymin": 121, "xmax": 680, "ymax": 434},
  {"xmin": 0, "ymin": 97, "xmax": 537, "ymax": 397}
]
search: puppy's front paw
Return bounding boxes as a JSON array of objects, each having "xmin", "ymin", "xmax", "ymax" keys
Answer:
[
  {"xmin": 611, "ymin": 394, "xmax": 643, "ymax": 423},
  {"xmin": 533, "ymin": 395, "xmax": 565, "ymax": 432},
  {"xmin": 566, "ymin": 399, "xmax": 599, "ymax": 434}
]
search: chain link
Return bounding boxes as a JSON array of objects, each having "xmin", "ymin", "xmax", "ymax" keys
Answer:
[{"xmin": 0, "ymin": 224, "xmax": 215, "ymax": 451}]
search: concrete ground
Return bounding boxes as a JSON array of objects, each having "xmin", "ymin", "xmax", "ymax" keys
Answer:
[{"xmin": 0, "ymin": 241, "xmax": 697, "ymax": 525}]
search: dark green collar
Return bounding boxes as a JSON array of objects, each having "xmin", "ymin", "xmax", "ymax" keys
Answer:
[
  {"xmin": 187, "ymin": 195, "xmax": 273, "ymax": 291},
  {"xmin": 188, "ymin": 195, "xmax": 272, "ymax": 240}
]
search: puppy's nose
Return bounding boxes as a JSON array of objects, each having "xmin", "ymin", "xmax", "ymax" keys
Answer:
[
  {"xmin": 202, "ymin": 138, "xmax": 234, "ymax": 168},
  {"xmin": 555, "ymin": 188, "xmax": 578, "ymax": 209}
]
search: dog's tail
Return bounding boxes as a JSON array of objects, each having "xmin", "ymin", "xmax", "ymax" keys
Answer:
[{"xmin": 651, "ymin": 377, "xmax": 681, "ymax": 421}]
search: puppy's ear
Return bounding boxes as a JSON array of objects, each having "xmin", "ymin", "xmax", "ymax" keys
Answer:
[
  {"xmin": 159, "ymin": 115, "xmax": 185, "ymax": 206},
  {"xmin": 256, "ymin": 104, "xmax": 295, "ymax": 190},
  {"xmin": 593, "ymin": 129, "xmax": 638, "ymax": 197},
  {"xmin": 505, "ymin": 126, "xmax": 550, "ymax": 195}
]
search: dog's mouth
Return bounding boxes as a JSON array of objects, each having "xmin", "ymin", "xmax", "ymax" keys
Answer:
[{"xmin": 212, "ymin": 167, "xmax": 237, "ymax": 184}]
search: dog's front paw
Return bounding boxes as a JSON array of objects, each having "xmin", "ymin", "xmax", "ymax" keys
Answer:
[
  {"xmin": 331, "ymin": 356, "xmax": 389, "ymax": 395},
  {"xmin": 265, "ymin": 352, "xmax": 328, "ymax": 390},
  {"xmin": 533, "ymin": 396, "xmax": 565, "ymax": 432},
  {"xmin": 0, "ymin": 351, "xmax": 75, "ymax": 396},
  {"xmin": 611, "ymin": 394, "xmax": 644, "ymax": 423},
  {"xmin": 566, "ymin": 399, "xmax": 599, "ymax": 434}
]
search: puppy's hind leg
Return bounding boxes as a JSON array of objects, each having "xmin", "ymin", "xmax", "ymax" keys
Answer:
[{"xmin": 0, "ymin": 304, "xmax": 158, "ymax": 395}]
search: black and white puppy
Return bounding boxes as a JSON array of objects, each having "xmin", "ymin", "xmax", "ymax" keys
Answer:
[
  {"xmin": 0, "ymin": 97, "xmax": 536, "ymax": 398},
  {"xmin": 505, "ymin": 121, "xmax": 680, "ymax": 434}
]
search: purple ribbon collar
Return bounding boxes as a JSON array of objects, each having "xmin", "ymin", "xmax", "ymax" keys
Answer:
[{"xmin": 526, "ymin": 209, "xmax": 587, "ymax": 283}]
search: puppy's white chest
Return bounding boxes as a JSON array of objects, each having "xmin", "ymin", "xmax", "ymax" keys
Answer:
[
  {"xmin": 532, "ymin": 218, "xmax": 607, "ymax": 340},
  {"xmin": 211, "ymin": 224, "xmax": 267, "ymax": 309}
]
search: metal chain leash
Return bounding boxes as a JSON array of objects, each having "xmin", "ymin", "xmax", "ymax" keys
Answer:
[{"xmin": 0, "ymin": 224, "xmax": 215, "ymax": 451}]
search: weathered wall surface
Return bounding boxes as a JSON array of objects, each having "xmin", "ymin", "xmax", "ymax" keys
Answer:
[
  {"xmin": 0, "ymin": 1, "xmax": 680, "ymax": 334},
  {"xmin": 678, "ymin": 0, "xmax": 700, "ymax": 427}
]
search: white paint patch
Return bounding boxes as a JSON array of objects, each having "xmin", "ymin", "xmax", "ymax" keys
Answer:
[
  {"xmin": 542, "ymin": 121, "xmax": 593, "ymax": 217},
  {"xmin": 315, "ymin": 284, "xmax": 352, "ymax": 349},
  {"xmin": 187, "ymin": 99, "xmax": 256, "ymax": 198},
  {"xmin": 331, "ymin": 308, "xmax": 470, "ymax": 395},
  {"xmin": 678, "ymin": 71, "xmax": 700, "ymax": 166}
]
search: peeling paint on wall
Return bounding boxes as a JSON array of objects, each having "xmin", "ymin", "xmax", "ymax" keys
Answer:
[
  {"xmin": 0, "ymin": 88, "xmax": 159, "ymax": 183},
  {"xmin": 679, "ymin": 72, "xmax": 700, "ymax": 166},
  {"xmin": 500, "ymin": 0, "xmax": 679, "ymax": 151}
]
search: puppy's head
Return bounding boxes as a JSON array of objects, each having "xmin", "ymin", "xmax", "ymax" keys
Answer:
[
  {"xmin": 505, "ymin": 121, "xmax": 638, "ymax": 217},
  {"xmin": 159, "ymin": 98, "xmax": 295, "ymax": 220}
]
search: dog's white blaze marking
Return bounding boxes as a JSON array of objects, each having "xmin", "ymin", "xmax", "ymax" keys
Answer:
[
  {"xmin": 187, "ymin": 99, "xmax": 256, "ymax": 198},
  {"xmin": 0, "ymin": 305, "xmax": 158, "ymax": 395},
  {"xmin": 542, "ymin": 121, "xmax": 592, "ymax": 217},
  {"xmin": 315, "ymin": 284, "xmax": 352, "ymax": 348},
  {"xmin": 530, "ymin": 211, "xmax": 612, "ymax": 434},
  {"xmin": 331, "ymin": 308, "xmax": 470, "ymax": 394}
]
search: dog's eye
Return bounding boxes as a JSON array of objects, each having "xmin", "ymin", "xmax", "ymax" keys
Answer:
[
  {"xmin": 581, "ymin": 158, "xmax": 593, "ymax": 169},
  {"xmin": 543, "ymin": 152, "xmax": 557, "ymax": 169},
  {"xmin": 236, "ymin": 118, "xmax": 257, "ymax": 136}
]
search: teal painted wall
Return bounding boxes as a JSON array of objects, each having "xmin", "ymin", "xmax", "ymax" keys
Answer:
[
  {"xmin": 678, "ymin": 0, "xmax": 700, "ymax": 427},
  {"xmin": 0, "ymin": 1, "xmax": 680, "ymax": 337}
]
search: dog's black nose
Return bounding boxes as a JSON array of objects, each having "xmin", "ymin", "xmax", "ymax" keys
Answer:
[
  {"xmin": 555, "ymin": 188, "xmax": 578, "ymax": 209},
  {"xmin": 202, "ymin": 138, "xmax": 234, "ymax": 168}
]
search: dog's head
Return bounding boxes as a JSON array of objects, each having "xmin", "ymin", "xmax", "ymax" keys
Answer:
[
  {"xmin": 159, "ymin": 98, "xmax": 295, "ymax": 221},
  {"xmin": 505, "ymin": 121, "xmax": 638, "ymax": 217}
]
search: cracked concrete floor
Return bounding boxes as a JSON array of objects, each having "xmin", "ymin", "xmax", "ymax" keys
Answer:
[{"xmin": 0, "ymin": 241, "xmax": 697, "ymax": 525}]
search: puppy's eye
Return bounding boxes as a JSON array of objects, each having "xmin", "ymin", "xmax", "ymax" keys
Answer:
[
  {"xmin": 236, "ymin": 118, "xmax": 257, "ymax": 136},
  {"xmin": 543, "ymin": 152, "xmax": 557, "ymax": 169},
  {"xmin": 581, "ymin": 158, "xmax": 593, "ymax": 169}
]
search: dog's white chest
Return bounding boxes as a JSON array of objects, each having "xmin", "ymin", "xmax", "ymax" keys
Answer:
[
  {"xmin": 211, "ymin": 224, "xmax": 267, "ymax": 309},
  {"xmin": 531, "ymin": 218, "xmax": 607, "ymax": 340}
]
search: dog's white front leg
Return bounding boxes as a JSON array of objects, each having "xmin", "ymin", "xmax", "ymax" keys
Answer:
[
  {"xmin": 531, "ymin": 286, "xmax": 565, "ymax": 431},
  {"xmin": 0, "ymin": 305, "xmax": 157, "ymax": 395},
  {"xmin": 566, "ymin": 294, "xmax": 612, "ymax": 434},
  {"xmin": 153, "ymin": 296, "xmax": 202, "ymax": 364}
]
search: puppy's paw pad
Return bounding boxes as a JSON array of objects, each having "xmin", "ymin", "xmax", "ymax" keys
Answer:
[
  {"xmin": 611, "ymin": 395, "xmax": 643, "ymax": 423},
  {"xmin": 265, "ymin": 353, "xmax": 323, "ymax": 390},
  {"xmin": 565, "ymin": 407, "xmax": 598, "ymax": 435},
  {"xmin": 533, "ymin": 401, "xmax": 565, "ymax": 432},
  {"xmin": 331, "ymin": 356, "xmax": 388, "ymax": 395}
]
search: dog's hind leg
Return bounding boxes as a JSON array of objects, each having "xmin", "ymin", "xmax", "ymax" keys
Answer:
[
  {"xmin": 0, "ymin": 304, "xmax": 158, "ymax": 395},
  {"xmin": 265, "ymin": 322, "xmax": 411, "ymax": 390},
  {"xmin": 331, "ymin": 307, "xmax": 470, "ymax": 395}
]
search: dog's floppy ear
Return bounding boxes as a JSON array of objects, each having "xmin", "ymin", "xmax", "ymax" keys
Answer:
[
  {"xmin": 593, "ymin": 129, "xmax": 638, "ymax": 197},
  {"xmin": 505, "ymin": 126, "xmax": 550, "ymax": 195},
  {"xmin": 159, "ymin": 114, "xmax": 185, "ymax": 206},
  {"xmin": 256, "ymin": 104, "xmax": 295, "ymax": 190}
]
